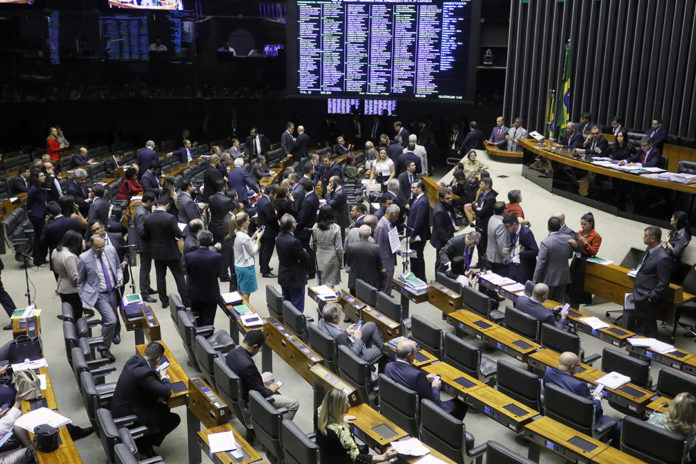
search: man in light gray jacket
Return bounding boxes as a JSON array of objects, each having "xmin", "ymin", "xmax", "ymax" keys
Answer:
[
  {"xmin": 485, "ymin": 201, "xmax": 510, "ymax": 276},
  {"xmin": 533, "ymin": 216, "xmax": 573, "ymax": 302}
]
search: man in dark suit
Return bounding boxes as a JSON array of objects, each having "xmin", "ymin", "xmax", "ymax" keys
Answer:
[
  {"xmin": 326, "ymin": 176, "xmax": 349, "ymax": 240},
  {"xmin": 281, "ymin": 122, "xmax": 295, "ymax": 158},
  {"xmin": 137, "ymin": 141, "xmax": 158, "ymax": 179},
  {"xmin": 176, "ymin": 180, "xmax": 201, "ymax": 226},
  {"xmin": 104, "ymin": 152, "xmax": 124, "ymax": 176},
  {"xmin": 543, "ymin": 352, "xmax": 619, "ymax": 439},
  {"xmin": 386, "ymin": 136, "xmax": 404, "ymax": 165},
  {"xmin": 503, "ymin": 214, "xmax": 539, "ymax": 284},
  {"xmin": 317, "ymin": 303, "xmax": 385, "ymax": 365},
  {"xmin": 0, "ymin": 257, "xmax": 17, "ymax": 328},
  {"xmin": 406, "ymin": 180, "xmax": 431, "ymax": 282},
  {"xmin": 458, "ymin": 121, "xmax": 484, "ymax": 156},
  {"xmin": 385, "ymin": 179, "xmax": 405, "ymax": 233},
  {"xmin": 111, "ymin": 341, "xmax": 180, "ymax": 458},
  {"xmin": 201, "ymin": 155, "xmax": 223, "ymax": 202},
  {"xmin": 579, "ymin": 126, "xmax": 609, "ymax": 157},
  {"xmin": 67, "ymin": 168, "xmax": 91, "ymax": 217},
  {"xmin": 172, "ymin": 139, "xmax": 195, "ymax": 164},
  {"xmin": 71, "ymin": 146, "xmax": 90, "ymax": 168},
  {"xmin": 332, "ymin": 136, "xmax": 351, "ymax": 156},
  {"xmin": 8, "ymin": 166, "xmax": 30, "ymax": 195},
  {"xmin": 276, "ymin": 213, "xmax": 311, "ymax": 311},
  {"xmin": 437, "ymin": 231, "xmax": 480, "ymax": 274},
  {"xmin": 552, "ymin": 122, "xmax": 583, "ymax": 149},
  {"xmin": 533, "ymin": 217, "xmax": 573, "ymax": 302},
  {"xmin": 430, "ymin": 188, "xmax": 457, "ymax": 271},
  {"xmin": 577, "ymin": 112, "xmax": 594, "ymax": 135},
  {"xmin": 244, "ymin": 127, "xmax": 269, "ymax": 157},
  {"xmin": 385, "ymin": 339, "xmax": 465, "ymax": 419},
  {"xmin": 625, "ymin": 226, "xmax": 673, "ymax": 337},
  {"xmin": 41, "ymin": 201, "xmax": 81, "ymax": 263},
  {"xmin": 257, "ymin": 185, "xmax": 279, "ymax": 278},
  {"xmin": 397, "ymin": 161, "xmax": 417, "ymax": 207},
  {"xmin": 292, "ymin": 125, "xmax": 310, "ymax": 160},
  {"xmin": 184, "ymin": 219, "xmax": 203, "ymax": 254},
  {"xmin": 374, "ymin": 205, "xmax": 401, "ymax": 294},
  {"xmin": 250, "ymin": 156, "xmax": 271, "ymax": 184},
  {"xmin": 225, "ymin": 331, "xmax": 299, "ymax": 419},
  {"xmin": 141, "ymin": 161, "xmax": 162, "ymax": 196},
  {"xmin": 620, "ymin": 137, "xmax": 662, "ymax": 168},
  {"xmin": 88, "ymin": 184, "xmax": 110, "ymax": 228},
  {"xmin": 345, "ymin": 225, "xmax": 385, "ymax": 295},
  {"xmin": 609, "ymin": 116, "xmax": 625, "ymax": 136},
  {"xmin": 350, "ymin": 204, "xmax": 367, "ymax": 229},
  {"xmin": 465, "ymin": 178, "xmax": 497, "ymax": 267},
  {"xmin": 134, "ymin": 192, "xmax": 157, "ymax": 303},
  {"xmin": 488, "ymin": 116, "xmax": 509, "ymax": 150},
  {"xmin": 143, "ymin": 197, "xmax": 188, "ymax": 308},
  {"xmin": 394, "ymin": 121, "xmax": 409, "ymax": 147},
  {"xmin": 319, "ymin": 154, "xmax": 343, "ymax": 194},
  {"xmin": 184, "ymin": 230, "xmax": 222, "ymax": 326},
  {"xmin": 515, "ymin": 283, "xmax": 567, "ymax": 328},
  {"xmin": 206, "ymin": 180, "xmax": 234, "ymax": 246},
  {"xmin": 289, "ymin": 173, "xmax": 304, "ymax": 214},
  {"xmin": 228, "ymin": 159, "xmax": 259, "ymax": 206},
  {"xmin": 645, "ymin": 118, "xmax": 667, "ymax": 151},
  {"xmin": 397, "ymin": 150, "xmax": 422, "ymax": 175}
]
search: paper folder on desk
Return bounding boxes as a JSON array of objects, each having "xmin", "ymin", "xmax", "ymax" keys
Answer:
[
  {"xmin": 15, "ymin": 408, "xmax": 71, "ymax": 432},
  {"xmin": 208, "ymin": 431, "xmax": 243, "ymax": 458},
  {"xmin": 222, "ymin": 292, "xmax": 243, "ymax": 305},
  {"xmin": 596, "ymin": 371, "xmax": 631, "ymax": 390}
]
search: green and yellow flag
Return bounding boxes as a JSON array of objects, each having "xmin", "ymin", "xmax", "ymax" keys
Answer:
[{"xmin": 555, "ymin": 42, "xmax": 571, "ymax": 139}]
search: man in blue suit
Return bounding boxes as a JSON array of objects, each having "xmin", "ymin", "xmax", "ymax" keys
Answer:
[
  {"xmin": 227, "ymin": 158, "xmax": 259, "ymax": 206},
  {"xmin": 552, "ymin": 122, "xmax": 584, "ymax": 149},
  {"xmin": 515, "ymin": 283, "xmax": 567, "ymax": 328},
  {"xmin": 543, "ymin": 352, "xmax": 620, "ymax": 439},
  {"xmin": 503, "ymin": 214, "xmax": 538, "ymax": 284},
  {"xmin": 406, "ymin": 180, "xmax": 431, "ymax": 282},
  {"xmin": 620, "ymin": 137, "xmax": 662, "ymax": 168},
  {"xmin": 488, "ymin": 116, "xmax": 509, "ymax": 150},
  {"xmin": 257, "ymin": 185, "xmax": 279, "ymax": 278},
  {"xmin": 137, "ymin": 140, "xmax": 158, "ymax": 179},
  {"xmin": 385, "ymin": 339, "xmax": 465, "ymax": 419},
  {"xmin": 645, "ymin": 118, "xmax": 667, "ymax": 151},
  {"xmin": 172, "ymin": 139, "xmax": 194, "ymax": 164},
  {"xmin": 296, "ymin": 178, "xmax": 320, "ymax": 280},
  {"xmin": 275, "ymin": 214, "xmax": 311, "ymax": 312},
  {"xmin": 184, "ymin": 230, "xmax": 222, "ymax": 326}
]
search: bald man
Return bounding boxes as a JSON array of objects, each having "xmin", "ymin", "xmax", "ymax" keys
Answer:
[
  {"xmin": 294, "ymin": 125, "xmax": 310, "ymax": 159},
  {"xmin": 552, "ymin": 212, "xmax": 576, "ymax": 238},
  {"xmin": 345, "ymin": 225, "xmax": 384, "ymax": 295},
  {"xmin": 515, "ymin": 283, "xmax": 568, "ymax": 328}
]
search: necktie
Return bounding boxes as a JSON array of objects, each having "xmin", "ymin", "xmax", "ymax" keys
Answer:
[
  {"xmin": 497, "ymin": 128, "xmax": 501, "ymax": 139},
  {"xmin": 464, "ymin": 247, "xmax": 471, "ymax": 271},
  {"xmin": 591, "ymin": 141, "xmax": 596, "ymax": 152},
  {"xmin": 255, "ymin": 137, "xmax": 260, "ymax": 155},
  {"xmin": 641, "ymin": 151, "xmax": 648, "ymax": 164},
  {"xmin": 100, "ymin": 255, "xmax": 113, "ymax": 292}
]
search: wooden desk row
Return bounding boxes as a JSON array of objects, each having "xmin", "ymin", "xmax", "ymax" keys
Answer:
[{"xmin": 336, "ymin": 290, "xmax": 403, "ymax": 340}]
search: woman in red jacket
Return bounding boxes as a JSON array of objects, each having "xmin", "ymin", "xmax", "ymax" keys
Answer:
[
  {"xmin": 46, "ymin": 127, "xmax": 62, "ymax": 161},
  {"xmin": 568, "ymin": 212, "xmax": 602, "ymax": 305},
  {"xmin": 117, "ymin": 167, "xmax": 143, "ymax": 200}
]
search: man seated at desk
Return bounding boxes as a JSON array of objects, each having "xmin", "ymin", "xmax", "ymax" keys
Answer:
[
  {"xmin": 617, "ymin": 136, "xmax": 662, "ymax": 168},
  {"xmin": 111, "ymin": 342, "xmax": 181, "ymax": 458},
  {"xmin": 543, "ymin": 352, "xmax": 621, "ymax": 443},
  {"xmin": 385, "ymin": 339, "xmax": 466, "ymax": 419},
  {"xmin": 225, "ymin": 331, "xmax": 299, "ymax": 419},
  {"xmin": 552, "ymin": 122, "xmax": 584, "ymax": 150},
  {"xmin": 71, "ymin": 146, "xmax": 90, "ymax": 168},
  {"xmin": 317, "ymin": 303, "xmax": 385, "ymax": 367},
  {"xmin": 577, "ymin": 125, "xmax": 609, "ymax": 157},
  {"xmin": 515, "ymin": 283, "xmax": 568, "ymax": 328}
]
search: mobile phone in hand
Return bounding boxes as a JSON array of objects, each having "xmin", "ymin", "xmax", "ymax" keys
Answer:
[
  {"xmin": 354, "ymin": 320, "xmax": 363, "ymax": 331},
  {"xmin": 561, "ymin": 302, "xmax": 570, "ymax": 316},
  {"xmin": 593, "ymin": 384, "xmax": 604, "ymax": 397},
  {"xmin": 275, "ymin": 380, "xmax": 284, "ymax": 388}
]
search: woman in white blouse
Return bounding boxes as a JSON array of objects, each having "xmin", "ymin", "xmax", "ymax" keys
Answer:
[
  {"xmin": 369, "ymin": 147, "xmax": 395, "ymax": 191},
  {"xmin": 232, "ymin": 212, "xmax": 264, "ymax": 301}
]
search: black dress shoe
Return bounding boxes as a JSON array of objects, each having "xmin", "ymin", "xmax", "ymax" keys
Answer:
[
  {"xmin": 262, "ymin": 273, "xmax": 278, "ymax": 278},
  {"xmin": 142, "ymin": 295, "xmax": 157, "ymax": 303},
  {"xmin": 113, "ymin": 333, "xmax": 121, "ymax": 345},
  {"xmin": 146, "ymin": 288, "xmax": 157, "ymax": 294},
  {"xmin": 3, "ymin": 324, "xmax": 11, "ymax": 331},
  {"xmin": 161, "ymin": 301, "xmax": 169, "ymax": 309},
  {"xmin": 99, "ymin": 349, "xmax": 115, "ymax": 363},
  {"xmin": 83, "ymin": 308, "xmax": 95, "ymax": 318},
  {"xmin": 67, "ymin": 423, "xmax": 94, "ymax": 440}
]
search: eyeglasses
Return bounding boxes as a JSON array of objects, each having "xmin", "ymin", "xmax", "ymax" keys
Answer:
[{"xmin": 591, "ymin": 132, "xmax": 600, "ymax": 136}]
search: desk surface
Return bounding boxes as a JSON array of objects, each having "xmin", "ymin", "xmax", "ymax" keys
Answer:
[
  {"xmin": 392, "ymin": 279, "xmax": 429, "ymax": 303},
  {"xmin": 427, "ymin": 283, "xmax": 463, "ymax": 314},
  {"xmin": 421, "ymin": 362, "xmax": 487, "ymax": 395},
  {"xmin": 198, "ymin": 423, "xmax": 266, "ymax": 464},
  {"xmin": 136, "ymin": 341, "xmax": 189, "ymax": 408},
  {"xmin": 21, "ymin": 367, "xmax": 57, "ymax": 413},
  {"xmin": 263, "ymin": 316, "xmax": 322, "ymax": 383},
  {"xmin": 592, "ymin": 446, "xmax": 648, "ymax": 464},
  {"xmin": 467, "ymin": 386, "xmax": 539, "ymax": 429},
  {"xmin": 30, "ymin": 414, "xmax": 81, "ymax": 464},
  {"xmin": 524, "ymin": 416, "xmax": 608, "ymax": 460},
  {"xmin": 485, "ymin": 327, "xmax": 541, "ymax": 359},
  {"xmin": 447, "ymin": 310, "xmax": 499, "ymax": 334},
  {"xmin": 347, "ymin": 403, "xmax": 409, "ymax": 449}
]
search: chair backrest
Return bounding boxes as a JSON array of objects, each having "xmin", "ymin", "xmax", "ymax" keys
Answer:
[
  {"xmin": 504, "ymin": 306, "xmax": 540, "ymax": 342},
  {"xmin": 282, "ymin": 300, "xmax": 308, "ymax": 341},
  {"xmin": 524, "ymin": 280, "xmax": 535, "ymax": 296},
  {"xmin": 61, "ymin": 301, "xmax": 75, "ymax": 323},
  {"xmin": 601, "ymin": 347, "xmax": 650, "ymax": 387},
  {"xmin": 543, "ymin": 383, "xmax": 595, "ymax": 437},
  {"xmin": 356, "ymin": 279, "xmax": 377, "ymax": 307},
  {"xmin": 656, "ymin": 368, "xmax": 696, "ymax": 398},
  {"xmin": 496, "ymin": 360, "xmax": 542, "ymax": 411},
  {"xmin": 410, "ymin": 315, "xmax": 443, "ymax": 359},
  {"xmin": 376, "ymin": 291, "xmax": 403, "ymax": 322},
  {"xmin": 281, "ymin": 419, "xmax": 319, "ymax": 464},
  {"xmin": 419, "ymin": 398, "xmax": 466, "ymax": 464},
  {"xmin": 79, "ymin": 371, "xmax": 105, "ymax": 428},
  {"xmin": 378, "ymin": 374, "xmax": 419, "ymax": 437},
  {"xmin": 540, "ymin": 323, "xmax": 580, "ymax": 355},
  {"xmin": 176, "ymin": 310, "xmax": 200, "ymax": 370},
  {"xmin": 169, "ymin": 293, "xmax": 185, "ymax": 325},
  {"xmin": 460, "ymin": 285, "xmax": 491, "ymax": 318},
  {"xmin": 248, "ymin": 390, "xmax": 285, "ymax": 461},
  {"xmin": 63, "ymin": 320, "xmax": 78, "ymax": 368},
  {"xmin": 114, "ymin": 443, "xmax": 139, "ymax": 464},
  {"xmin": 212, "ymin": 357, "xmax": 252, "ymax": 429},
  {"xmin": 337, "ymin": 345, "xmax": 373, "ymax": 404},
  {"xmin": 621, "ymin": 415, "xmax": 686, "ymax": 464},
  {"xmin": 193, "ymin": 335, "xmax": 219, "ymax": 383},
  {"xmin": 96, "ymin": 408, "xmax": 121, "ymax": 464},
  {"xmin": 486, "ymin": 441, "xmax": 536, "ymax": 464},
  {"xmin": 681, "ymin": 265, "xmax": 696, "ymax": 294},
  {"xmin": 266, "ymin": 285, "xmax": 284, "ymax": 321},
  {"xmin": 436, "ymin": 271, "xmax": 462, "ymax": 294},
  {"xmin": 307, "ymin": 324, "xmax": 337, "ymax": 373},
  {"xmin": 443, "ymin": 333, "xmax": 479, "ymax": 378}
]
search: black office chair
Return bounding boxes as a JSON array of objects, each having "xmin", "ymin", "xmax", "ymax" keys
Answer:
[
  {"xmin": 96, "ymin": 408, "xmax": 148, "ymax": 464},
  {"xmin": 168, "ymin": 293, "xmax": 185, "ymax": 325},
  {"xmin": 410, "ymin": 314, "xmax": 443, "ymax": 359},
  {"xmin": 601, "ymin": 346, "xmax": 651, "ymax": 388},
  {"xmin": 337, "ymin": 345, "xmax": 376, "ymax": 406},
  {"xmin": 249, "ymin": 390, "xmax": 287, "ymax": 464},
  {"xmin": 356, "ymin": 278, "xmax": 378, "ymax": 307},
  {"xmin": 266, "ymin": 285, "xmax": 284, "ymax": 321},
  {"xmin": 193, "ymin": 334, "xmax": 234, "ymax": 385},
  {"xmin": 436, "ymin": 271, "xmax": 462, "ymax": 294},
  {"xmin": 80, "ymin": 370, "xmax": 117, "ymax": 429},
  {"xmin": 495, "ymin": 360, "xmax": 542, "ymax": 411},
  {"xmin": 672, "ymin": 265, "xmax": 696, "ymax": 339},
  {"xmin": 376, "ymin": 291, "xmax": 404, "ymax": 326},
  {"xmin": 63, "ymin": 320, "xmax": 103, "ymax": 369},
  {"xmin": 620, "ymin": 415, "xmax": 687, "ymax": 464},
  {"xmin": 461, "ymin": 285, "xmax": 503, "ymax": 323},
  {"xmin": 539, "ymin": 323, "xmax": 601, "ymax": 365},
  {"xmin": 524, "ymin": 280, "xmax": 535, "ymax": 296},
  {"xmin": 419, "ymin": 399, "xmax": 487, "ymax": 464},
  {"xmin": 486, "ymin": 441, "xmax": 536, "ymax": 464},
  {"xmin": 71, "ymin": 347, "xmax": 116, "ymax": 390},
  {"xmin": 655, "ymin": 367, "xmax": 696, "ymax": 398},
  {"xmin": 378, "ymin": 374, "xmax": 419, "ymax": 437},
  {"xmin": 307, "ymin": 324, "xmax": 338, "ymax": 373},
  {"xmin": 114, "ymin": 443, "xmax": 165, "ymax": 464},
  {"xmin": 212, "ymin": 357, "xmax": 254, "ymax": 439},
  {"xmin": 280, "ymin": 419, "xmax": 319, "ymax": 464},
  {"xmin": 504, "ymin": 306, "xmax": 540, "ymax": 342},
  {"xmin": 543, "ymin": 383, "xmax": 616, "ymax": 441},
  {"xmin": 443, "ymin": 333, "xmax": 497, "ymax": 384},
  {"xmin": 177, "ymin": 310, "xmax": 234, "ymax": 371},
  {"xmin": 61, "ymin": 301, "xmax": 76, "ymax": 323},
  {"xmin": 282, "ymin": 300, "xmax": 309, "ymax": 342}
]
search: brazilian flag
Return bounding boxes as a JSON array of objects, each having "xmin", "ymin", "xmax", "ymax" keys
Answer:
[
  {"xmin": 545, "ymin": 90, "xmax": 556, "ymax": 138},
  {"xmin": 555, "ymin": 42, "xmax": 571, "ymax": 139}
]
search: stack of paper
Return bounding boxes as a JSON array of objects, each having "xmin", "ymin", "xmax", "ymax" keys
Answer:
[
  {"xmin": 627, "ymin": 269, "xmax": 637, "ymax": 278},
  {"xmin": 502, "ymin": 282, "xmax": 526, "ymax": 293},
  {"xmin": 579, "ymin": 316, "xmax": 610, "ymax": 330},
  {"xmin": 415, "ymin": 456, "xmax": 448, "ymax": 464},
  {"xmin": 627, "ymin": 337, "xmax": 675, "ymax": 354},
  {"xmin": 15, "ymin": 408, "xmax": 71, "ymax": 432},
  {"xmin": 397, "ymin": 273, "xmax": 428, "ymax": 295},
  {"xmin": 222, "ymin": 292, "xmax": 243, "ymax": 305},
  {"xmin": 595, "ymin": 372, "xmax": 631, "ymax": 389},
  {"xmin": 208, "ymin": 431, "xmax": 243, "ymax": 458},
  {"xmin": 311, "ymin": 285, "xmax": 338, "ymax": 301},
  {"xmin": 479, "ymin": 272, "xmax": 516, "ymax": 287},
  {"xmin": 240, "ymin": 313, "xmax": 264, "ymax": 328},
  {"xmin": 390, "ymin": 438, "xmax": 430, "ymax": 456},
  {"xmin": 11, "ymin": 358, "xmax": 47, "ymax": 372},
  {"xmin": 587, "ymin": 256, "xmax": 613, "ymax": 266}
]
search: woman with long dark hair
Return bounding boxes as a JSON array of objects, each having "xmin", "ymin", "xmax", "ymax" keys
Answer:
[
  {"xmin": 568, "ymin": 212, "xmax": 602, "ymax": 306},
  {"xmin": 310, "ymin": 204, "xmax": 343, "ymax": 287},
  {"xmin": 27, "ymin": 168, "xmax": 48, "ymax": 266},
  {"xmin": 52, "ymin": 230, "xmax": 85, "ymax": 319},
  {"xmin": 665, "ymin": 210, "xmax": 691, "ymax": 263}
]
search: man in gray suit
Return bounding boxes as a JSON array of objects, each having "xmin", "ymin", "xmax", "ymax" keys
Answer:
[
  {"xmin": 177, "ymin": 181, "xmax": 201, "ymax": 226},
  {"xmin": 345, "ymin": 225, "xmax": 385, "ymax": 295},
  {"xmin": 317, "ymin": 303, "xmax": 385, "ymax": 365},
  {"xmin": 625, "ymin": 226, "xmax": 673, "ymax": 337},
  {"xmin": 374, "ymin": 204, "xmax": 400, "ymax": 294},
  {"xmin": 552, "ymin": 212, "xmax": 576, "ymax": 237},
  {"xmin": 485, "ymin": 201, "xmax": 509, "ymax": 275},
  {"xmin": 281, "ymin": 122, "xmax": 295, "ymax": 158},
  {"xmin": 506, "ymin": 117, "xmax": 528, "ymax": 152},
  {"xmin": 78, "ymin": 235, "xmax": 123, "ymax": 362},
  {"xmin": 533, "ymin": 217, "xmax": 573, "ymax": 302}
]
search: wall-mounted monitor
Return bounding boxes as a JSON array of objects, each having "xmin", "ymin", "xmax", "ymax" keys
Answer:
[
  {"xmin": 364, "ymin": 99, "xmax": 397, "ymax": 116},
  {"xmin": 108, "ymin": 0, "xmax": 183, "ymax": 11},
  {"xmin": 327, "ymin": 98, "xmax": 360, "ymax": 115}
]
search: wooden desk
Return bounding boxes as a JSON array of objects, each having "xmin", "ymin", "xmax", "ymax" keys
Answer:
[
  {"xmin": 484, "ymin": 140, "xmax": 523, "ymax": 160},
  {"xmin": 624, "ymin": 337, "xmax": 695, "ymax": 372},
  {"xmin": 447, "ymin": 309, "xmax": 499, "ymax": 340},
  {"xmin": 263, "ymin": 317, "xmax": 322, "ymax": 384},
  {"xmin": 527, "ymin": 349, "xmax": 598, "ymax": 383},
  {"xmin": 401, "ymin": 445, "xmax": 458, "ymax": 464},
  {"xmin": 31, "ymin": 420, "xmax": 82, "ymax": 464},
  {"xmin": 482, "ymin": 327, "xmax": 541, "ymax": 362},
  {"xmin": 120, "ymin": 303, "xmax": 161, "ymax": 344},
  {"xmin": 0, "ymin": 193, "xmax": 26, "ymax": 221},
  {"xmin": 347, "ymin": 403, "xmax": 409, "ymax": 451},
  {"xmin": 360, "ymin": 305, "xmax": 401, "ymax": 340},
  {"xmin": 198, "ymin": 423, "xmax": 266, "ymax": 464},
  {"xmin": 391, "ymin": 278, "xmax": 427, "ymax": 317},
  {"xmin": 21, "ymin": 367, "xmax": 57, "ymax": 413},
  {"xmin": 309, "ymin": 364, "xmax": 361, "ymax": 406},
  {"xmin": 421, "ymin": 362, "xmax": 486, "ymax": 398},
  {"xmin": 337, "ymin": 290, "xmax": 366, "ymax": 322},
  {"xmin": 427, "ymin": 283, "xmax": 463, "ymax": 314},
  {"xmin": 136, "ymin": 341, "xmax": 189, "ymax": 408},
  {"xmin": 381, "ymin": 341, "xmax": 438, "ymax": 367},
  {"xmin": 467, "ymin": 386, "xmax": 539, "ymax": 432},
  {"xmin": 592, "ymin": 446, "xmax": 648, "ymax": 464},
  {"xmin": 542, "ymin": 300, "xmax": 636, "ymax": 347},
  {"xmin": 523, "ymin": 416, "xmax": 608, "ymax": 462},
  {"xmin": 422, "ymin": 176, "xmax": 444, "ymax": 209},
  {"xmin": 645, "ymin": 396, "xmax": 670, "ymax": 414}
]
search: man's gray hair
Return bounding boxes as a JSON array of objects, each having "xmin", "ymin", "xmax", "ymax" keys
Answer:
[
  {"xmin": 220, "ymin": 153, "xmax": 231, "ymax": 162},
  {"xmin": 196, "ymin": 230, "xmax": 214, "ymax": 247},
  {"xmin": 358, "ymin": 225, "xmax": 372, "ymax": 239},
  {"xmin": 466, "ymin": 231, "xmax": 481, "ymax": 245},
  {"xmin": 145, "ymin": 140, "xmax": 155, "ymax": 148},
  {"xmin": 322, "ymin": 303, "xmax": 341, "ymax": 322},
  {"xmin": 395, "ymin": 339, "xmax": 417, "ymax": 359},
  {"xmin": 385, "ymin": 204, "xmax": 400, "ymax": 215},
  {"xmin": 387, "ymin": 179, "xmax": 399, "ymax": 193},
  {"xmin": 640, "ymin": 136, "xmax": 653, "ymax": 145},
  {"xmin": 566, "ymin": 122, "xmax": 575, "ymax": 129},
  {"xmin": 234, "ymin": 158, "xmax": 244, "ymax": 167},
  {"xmin": 74, "ymin": 168, "xmax": 87, "ymax": 179}
]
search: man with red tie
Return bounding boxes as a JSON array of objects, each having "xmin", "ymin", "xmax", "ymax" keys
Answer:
[
  {"xmin": 488, "ymin": 116, "xmax": 509, "ymax": 150},
  {"xmin": 619, "ymin": 137, "xmax": 662, "ymax": 168}
]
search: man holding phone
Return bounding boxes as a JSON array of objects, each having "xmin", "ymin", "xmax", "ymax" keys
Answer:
[
  {"xmin": 317, "ymin": 303, "xmax": 385, "ymax": 366},
  {"xmin": 515, "ymin": 283, "xmax": 568, "ymax": 329}
]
